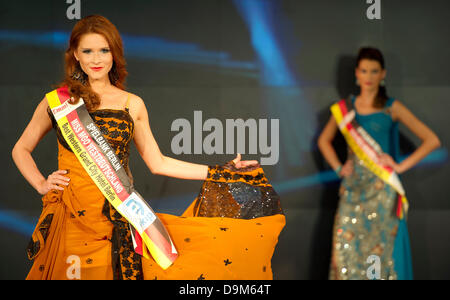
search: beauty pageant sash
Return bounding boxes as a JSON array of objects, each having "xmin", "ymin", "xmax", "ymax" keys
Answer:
[
  {"xmin": 331, "ymin": 99, "xmax": 409, "ymax": 219},
  {"xmin": 46, "ymin": 86, "xmax": 178, "ymax": 269}
]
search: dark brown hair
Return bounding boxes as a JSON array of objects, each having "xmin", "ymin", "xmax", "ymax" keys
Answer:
[
  {"xmin": 60, "ymin": 15, "xmax": 128, "ymax": 112},
  {"xmin": 356, "ymin": 47, "xmax": 388, "ymax": 108}
]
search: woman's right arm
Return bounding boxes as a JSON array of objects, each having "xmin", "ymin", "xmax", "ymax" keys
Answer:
[
  {"xmin": 11, "ymin": 97, "xmax": 69, "ymax": 195},
  {"xmin": 318, "ymin": 115, "xmax": 355, "ymax": 177},
  {"xmin": 318, "ymin": 116, "xmax": 342, "ymax": 172}
]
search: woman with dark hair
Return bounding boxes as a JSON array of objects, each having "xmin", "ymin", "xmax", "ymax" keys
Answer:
[
  {"xmin": 11, "ymin": 15, "xmax": 285, "ymax": 280},
  {"xmin": 318, "ymin": 47, "xmax": 440, "ymax": 280}
]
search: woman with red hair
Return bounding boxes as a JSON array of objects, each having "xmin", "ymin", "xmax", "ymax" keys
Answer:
[{"xmin": 12, "ymin": 15, "xmax": 285, "ymax": 280}]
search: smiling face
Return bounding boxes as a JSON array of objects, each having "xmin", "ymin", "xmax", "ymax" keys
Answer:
[
  {"xmin": 355, "ymin": 59, "xmax": 386, "ymax": 91},
  {"xmin": 73, "ymin": 33, "xmax": 113, "ymax": 83}
]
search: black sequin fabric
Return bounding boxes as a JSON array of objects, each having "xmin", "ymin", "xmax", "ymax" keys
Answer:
[{"xmin": 193, "ymin": 161, "xmax": 283, "ymax": 219}]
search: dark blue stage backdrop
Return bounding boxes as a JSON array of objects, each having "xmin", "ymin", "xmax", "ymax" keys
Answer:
[{"xmin": 1, "ymin": 0, "xmax": 449, "ymax": 279}]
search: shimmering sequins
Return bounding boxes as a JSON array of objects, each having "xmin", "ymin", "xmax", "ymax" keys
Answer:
[
  {"xmin": 330, "ymin": 156, "xmax": 399, "ymax": 280},
  {"xmin": 193, "ymin": 165, "xmax": 282, "ymax": 219}
]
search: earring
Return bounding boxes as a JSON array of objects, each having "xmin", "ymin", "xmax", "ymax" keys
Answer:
[
  {"xmin": 380, "ymin": 79, "xmax": 386, "ymax": 86},
  {"xmin": 356, "ymin": 79, "xmax": 360, "ymax": 86},
  {"xmin": 71, "ymin": 64, "xmax": 87, "ymax": 85}
]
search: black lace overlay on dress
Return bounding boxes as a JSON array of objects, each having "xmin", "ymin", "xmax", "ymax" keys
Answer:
[
  {"xmin": 47, "ymin": 106, "xmax": 141, "ymax": 279},
  {"xmin": 102, "ymin": 199, "xmax": 143, "ymax": 280},
  {"xmin": 47, "ymin": 106, "xmax": 135, "ymax": 185},
  {"xmin": 26, "ymin": 213, "xmax": 54, "ymax": 260},
  {"xmin": 46, "ymin": 107, "xmax": 134, "ymax": 166}
]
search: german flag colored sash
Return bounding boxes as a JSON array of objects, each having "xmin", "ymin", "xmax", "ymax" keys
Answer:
[
  {"xmin": 331, "ymin": 99, "xmax": 409, "ymax": 219},
  {"xmin": 46, "ymin": 86, "xmax": 178, "ymax": 269}
]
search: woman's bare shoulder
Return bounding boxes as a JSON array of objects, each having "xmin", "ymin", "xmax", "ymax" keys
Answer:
[
  {"xmin": 125, "ymin": 92, "xmax": 147, "ymax": 121},
  {"xmin": 391, "ymin": 99, "xmax": 408, "ymax": 121}
]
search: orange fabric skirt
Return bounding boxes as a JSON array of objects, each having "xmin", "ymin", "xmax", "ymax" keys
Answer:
[
  {"xmin": 26, "ymin": 142, "xmax": 115, "ymax": 280},
  {"xmin": 26, "ymin": 142, "xmax": 285, "ymax": 280},
  {"xmin": 142, "ymin": 212, "xmax": 285, "ymax": 280}
]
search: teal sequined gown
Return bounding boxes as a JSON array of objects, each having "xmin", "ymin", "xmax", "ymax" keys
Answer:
[{"xmin": 329, "ymin": 97, "xmax": 413, "ymax": 280}]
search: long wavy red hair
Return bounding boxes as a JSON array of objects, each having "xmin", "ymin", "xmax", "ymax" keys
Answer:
[{"xmin": 60, "ymin": 15, "xmax": 128, "ymax": 112}]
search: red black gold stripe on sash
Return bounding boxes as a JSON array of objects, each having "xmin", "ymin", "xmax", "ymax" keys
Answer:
[
  {"xmin": 331, "ymin": 99, "xmax": 408, "ymax": 219},
  {"xmin": 46, "ymin": 86, "xmax": 178, "ymax": 269}
]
